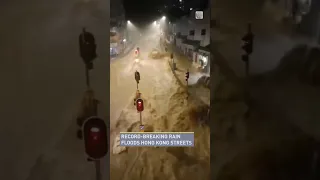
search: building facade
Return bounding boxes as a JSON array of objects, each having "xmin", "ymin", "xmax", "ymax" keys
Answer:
[
  {"xmin": 169, "ymin": 8, "xmax": 210, "ymax": 73},
  {"xmin": 110, "ymin": 0, "xmax": 126, "ymax": 57}
]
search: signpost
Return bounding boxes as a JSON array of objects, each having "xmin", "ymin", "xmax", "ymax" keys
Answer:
[
  {"xmin": 134, "ymin": 70, "xmax": 144, "ymax": 129},
  {"xmin": 139, "ymin": 125, "xmax": 145, "ymax": 132},
  {"xmin": 136, "ymin": 98, "xmax": 144, "ymax": 126}
]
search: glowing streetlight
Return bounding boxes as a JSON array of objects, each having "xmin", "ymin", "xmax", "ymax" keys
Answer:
[
  {"xmin": 153, "ymin": 21, "xmax": 157, "ymax": 25},
  {"xmin": 162, "ymin": 16, "xmax": 166, "ymax": 20},
  {"xmin": 127, "ymin": 20, "xmax": 131, "ymax": 24}
]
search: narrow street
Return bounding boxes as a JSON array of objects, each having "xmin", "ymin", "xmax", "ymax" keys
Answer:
[
  {"xmin": 109, "ymin": 27, "xmax": 210, "ymax": 180},
  {"xmin": 110, "ymin": 31, "xmax": 173, "ymax": 128}
]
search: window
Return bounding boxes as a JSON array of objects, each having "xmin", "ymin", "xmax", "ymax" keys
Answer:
[
  {"xmin": 189, "ymin": 30, "xmax": 195, "ymax": 36},
  {"xmin": 201, "ymin": 29, "xmax": 206, "ymax": 35}
]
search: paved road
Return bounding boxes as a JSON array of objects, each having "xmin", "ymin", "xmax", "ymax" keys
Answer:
[
  {"xmin": 110, "ymin": 31, "xmax": 173, "ymax": 128},
  {"xmin": 0, "ymin": 0, "xmax": 109, "ymax": 179}
]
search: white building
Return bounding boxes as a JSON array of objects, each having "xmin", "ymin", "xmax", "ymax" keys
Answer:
[{"xmin": 169, "ymin": 8, "xmax": 210, "ymax": 73}]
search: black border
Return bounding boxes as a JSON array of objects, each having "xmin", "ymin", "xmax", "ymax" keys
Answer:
[
  {"xmin": 106, "ymin": 1, "xmax": 110, "ymax": 179},
  {"xmin": 209, "ymin": 0, "xmax": 214, "ymax": 179}
]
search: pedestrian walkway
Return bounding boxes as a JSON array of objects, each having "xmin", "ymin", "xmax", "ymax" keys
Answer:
[
  {"xmin": 110, "ymin": 42, "xmax": 135, "ymax": 61},
  {"xmin": 165, "ymin": 43, "xmax": 210, "ymax": 105},
  {"xmin": 166, "ymin": 44, "xmax": 205, "ymax": 86}
]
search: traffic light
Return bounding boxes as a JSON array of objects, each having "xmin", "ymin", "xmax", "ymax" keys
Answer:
[
  {"xmin": 135, "ymin": 71, "xmax": 140, "ymax": 84},
  {"xmin": 79, "ymin": 28, "xmax": 97, "ymax": 64},
  {"xmin": 136, "ymin": 98, "xmax": 144, "ymax": 112},
  {"xmin": 241, "ymin": 23, "xmax": 254, "ymax": 64},
  {"xmin": 83, "ymin": 116, "xmax": 108, "ymax": 160},
  {"xmin": 242, "ymin": 23, "xmax": 254, "ymax": 55},
  {"xmin": 242, "ymin": 33, "xmax": 253, "ymax": 55},
  {"xmin": 186, "ymin": 71, "xmax": 189, "ymax": 80}
]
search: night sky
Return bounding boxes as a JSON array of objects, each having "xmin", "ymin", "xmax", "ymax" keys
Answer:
[
  {"xmin": 123, "ymin": 0, "xmax": 167, "ymax": 25},
  {"xmin": 122, "ymin": 0, "xmax": 209, "ymax": 26}
]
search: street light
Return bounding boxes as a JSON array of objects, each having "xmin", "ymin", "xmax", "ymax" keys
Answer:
[
  {"xmin": 153, "ymin": 21, "xmax": 157, "ymax": 25},
  {"xmin": 162, "ymin": 16, "xmax": 166, "ymax": 20},
  {"xmin": 127, "ymin": 20, "xmax": 131, "ymax": 24}
]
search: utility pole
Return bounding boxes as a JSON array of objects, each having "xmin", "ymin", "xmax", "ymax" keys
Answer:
[
  {"xmin": 95, "ymin": 160, "xmax": 101, "ymax": 180},
  {"xmin": 185, "ymin": 69, "xmax": 189, "ymax": 100},
  {"xmin": 241, "ymin": 23, "xmax": 254, "ymax": 77},
  {"xmin": 241, "ymin": 24, "xmax": 254, "ymax": 119}
]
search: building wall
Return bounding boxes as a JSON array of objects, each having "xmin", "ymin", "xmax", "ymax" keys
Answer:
[
  {"xmin": 175, "ymin": 17, "xmax": 190, "ymax": 36},
  {"xmin": 173, "ymin": 9, "xmax": 210, "ymax": 47},
  {"xmin": 186, "ymin": 23, "xmax": 210, "ymax": 46},
  {"xmin": 110, "ymin": 0, "xmax": 126, "ymax": 39},
  {"xmin": 110, "ymin": 0, "xmax": 125, "ymax": 23},
  {"xmin": 110, "ymin": 0, "xmax": 126, "ymax": 57},
  {"xmin": 184, "ymin": 44, "xmax": 195, "ymax": 59},
  {"xmin": 176, "ymin": 38, "xmax": 181, "ymax": 47}
]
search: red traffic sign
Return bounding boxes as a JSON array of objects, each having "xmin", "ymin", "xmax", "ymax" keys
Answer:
[
  {"xmin": 82, "ymin": 116, "xmax": 108, "ymax": 160},
  {"xmin": 139, "ymin": 125, "xmax": 144, "ymax": 132}
]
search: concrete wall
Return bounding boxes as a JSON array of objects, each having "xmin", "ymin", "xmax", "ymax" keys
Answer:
[
  {"xmin": 186, "ymin": 23, "xmax": 210, "ymax": 45},
  {"xmin": 176, "ymin": 38, "xmax": 183, "ymax": 50},
  {"xmin": 175, "ymin": 17, "xmax": 189, "ymax": 36}
]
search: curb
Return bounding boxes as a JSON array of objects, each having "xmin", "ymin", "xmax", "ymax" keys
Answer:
[
  {"xmin": 168, "ymin": 60, "xmax": 186, "ymax": 88},
  {"xmin": 167, "ymin": 59, "xmax": 209, "ymax": 105},
  {"xmin": 111, "ymin": 43, "xmax": 135, "ymax": 61}
]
